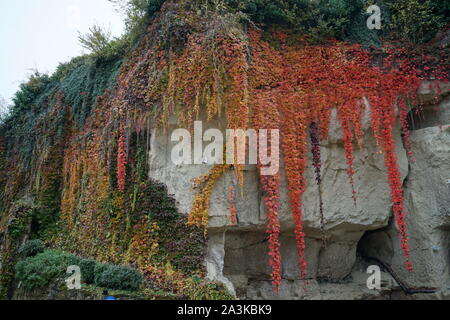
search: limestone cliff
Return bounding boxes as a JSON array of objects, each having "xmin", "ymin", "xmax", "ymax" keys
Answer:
[
  {"xmin": 0, "ymin": 0, "xmax": 449, "ymax": 300},
  {"xmin": 148, "ymin": 83, "xmax": 450, "ymax": 300}
]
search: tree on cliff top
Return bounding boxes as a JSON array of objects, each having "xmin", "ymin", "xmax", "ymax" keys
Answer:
[
  {"xmin": 0, "ymin": 96, "xmax": 9, "ymax": 122},
  {"xmin": 78, "ymin": 25, "xmax": 113, "ymax": 55}
]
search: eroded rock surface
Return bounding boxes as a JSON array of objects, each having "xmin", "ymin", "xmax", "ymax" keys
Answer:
[{"xmin": 148, "ymin": 82, "xmax": 450, "ymax": 300}]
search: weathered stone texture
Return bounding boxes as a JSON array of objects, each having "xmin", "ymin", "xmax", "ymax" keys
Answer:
[{"xmin": 148, "ymin": 82, "xmax": 450, "ymax": 300}]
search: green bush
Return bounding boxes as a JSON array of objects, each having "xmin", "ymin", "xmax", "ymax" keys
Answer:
[
  {"xmin": 15, "ymin": 250, "xmax": 144, "ymax": 291},
  {"xmin": 64, "ymin": 255, "xmax": 97, "ymax": 284},
  {"xmin": 63, "ymin": 253, "xmax": 79, "ymax": 265},
  {"xmin": 79, "ymin": 258, "xmax": 97, "ymax": 284},
  {"xmin": 93, "ymin": 262, "xmax": 112, "ymax": 284},
  {"xmin": 62, "ymin": 254, "xmax": 99, "ymax": 285},
  {"xmin": 94, "ymin": 264, "xmax": 143, "ymax": 292},
  {"xmin": 18, "ymin": 240, "xmax": 45, "ymax": 259},
  {"xmin": 15, "ymin": 250, "xmax": 71, "ymax": 290}
]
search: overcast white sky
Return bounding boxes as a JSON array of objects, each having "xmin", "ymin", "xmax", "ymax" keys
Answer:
[{"xmin": 0, "ymin": 0, "xmax": 125, "ymax": 105}]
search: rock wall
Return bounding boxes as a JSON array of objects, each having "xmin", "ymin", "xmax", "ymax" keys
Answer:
[
  {"xmin": 360, "ymin": 91, "xmax": 450, "ymax": 300},
  {"xmin": 147, "ymin": 83, "xmax": 450, "ymax": 300}
]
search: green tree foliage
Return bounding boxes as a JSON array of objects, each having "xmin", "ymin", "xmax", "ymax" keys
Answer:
[
  {"xmin": 74, "ymin": 1, "xmax": 168, "ymax": 60},
  {"xmin": 431, "ymin": 0, "xmax": 450, "ymax": 19},
  {"xmin": 108, "ymin": 0, "xmax": 448, "ymax": 44},
  {"xmin": 224, "ymin": 0, "xmax": 365, "ymax": 40},
  {"xmin": 386, "ymin": 0, "xmax": 447, "ymax": 44},
  {"xmin": 110, "ymin": 0, "xmax": 164, "ymax": 28},
  {"xmin": 78, "ymin": 25, "xmax": 128, "ymax": 59},
  {"xmin": 9, "ymin": 72, "xmax": 52, "ymax": 118},
  {"xmin": 0, "ymin": 96, "xmax": 9, "ymax": 122},
  {"xmin": 109, "ymin": 0, "xmax": 165, "ymax": 46},
  {"xmin": 79, "ymin": 25, "xmax": 111, "ymax": 55}
]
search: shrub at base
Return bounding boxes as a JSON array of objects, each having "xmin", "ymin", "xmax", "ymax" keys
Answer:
[
  {"xmin": 79, "ymin": 259, "xmax": 97, "ymax": 284},
  {"xmin": 15, "ymin": 250, "xmax": 144, "ymax": 292},
  {"xmin": 18, "ymin": 240, "xmax": 45, "ymax": 259},
  {"xmin": 94, "ymin": 264, "xmax": 143, "ymax": 292},
  {"xmin": 15, "ymin": 251, "xmax": 70, "ymax": 290}
]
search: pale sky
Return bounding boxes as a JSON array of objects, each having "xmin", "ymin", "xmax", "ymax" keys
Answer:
[{"xmin": 0, "ymin": 0, "xmax": 125, "ymax": 105}]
